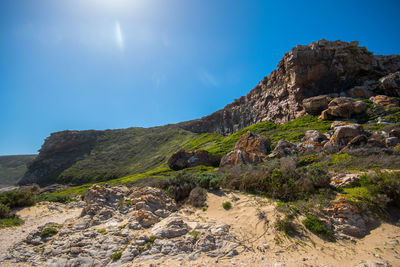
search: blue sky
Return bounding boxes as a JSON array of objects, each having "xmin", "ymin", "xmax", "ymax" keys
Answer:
[{"xmin": 1, "ymin": 0, "xmax": 400, "ymax": 155}]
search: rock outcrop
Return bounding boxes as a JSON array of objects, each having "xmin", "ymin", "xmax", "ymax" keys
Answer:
[
  {"xmin": 220, "ymin": 131, "xmax": 271, "ymax": 167},
  {"xmin": 168, "ymin": 150, "xmax": 220, "ymax": 170},
  {"xmin": 370, "ymin": 95, "xmax": 399, "ymax": 107},
  {"xmin": 319, "ymin": 97, "xmax": 367, "ymax": 120},
  {"xmin": 302, "ymin": 95, "xmax": 329, "ymax": 115},
  {"xmin": 179, "ymin": 39, "xmax": 400, "ymax": 135}
]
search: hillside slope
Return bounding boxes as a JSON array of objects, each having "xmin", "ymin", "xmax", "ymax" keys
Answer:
[
  {"xmin": 19, "ymin": 126, "xmax": 196, "ymax": 186},
  {"xmin": 0, "ymin": 155, "xmax": 36, "ymax": 187}
]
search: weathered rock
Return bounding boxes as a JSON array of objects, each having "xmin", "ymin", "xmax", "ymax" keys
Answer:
[
  {"xmin": 370, "ymin": 95, "xmax": 399, "ymax": 107},
  {"xmin": 326, "ymin": 195, "xmax": 379, "ymax": 238},
  {"xmin": 330, "ymin": 173, "xmax": 360, "ymax": 188},
  {"xmin": 151, "ymin": 216, "xmax": 190, "ymax": 238},
  {"xmin": 302, "ymin": 95, "xmax": 329, "ymax": 115},
  {"xmin": 319, "ymin": 97, "xmax": 367, "ymax": 120},
  {"xmin": 186, "ymin": 186, "xmax": 207, "ymax": 208},
  {"xmin": 269, "ymin": 140, "xmax": 297, "ymax": 158},
  {"xmin": 346, "ymin": 86, "xmax": 374, "ymax": 98},
  {"xmin": 168, "ymin": 150, "xmax": 220, "ymax": 171},
  {"xmin": 297, "ymin": 142, "xmax": 324, "ymax": 154},
  {"xmin": 220, "ymin": 131, "xmax": 270, "ymax": 167},
  {"xmin": 180, "ymin": 40, "xmax": 400, "ymax": 135},
  {"xmin": 341, "ymin": 135, "xmax": 368, "ymax": 151},
  {"xmin": 302, "ymin": 130, "xmax": 328, "ymax": 143},
  {"xmin": 379, "ymin": 71, "xmax": 400, "ymax": 97},
  {"xmin": 324, "ymin": 124, "xmax": 363, "ymax": 151},
  {"xmin": 389, "ymin": 129, "xmax": 400, "ymax": 138}
]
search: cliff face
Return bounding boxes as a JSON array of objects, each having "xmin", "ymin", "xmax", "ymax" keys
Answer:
[
  {"xmin": 18, "ymin": 39, "xmax": 400, "ymax": 186},
  {"xmin": 179, "ymin": 40, "xmax": 400, "ymax": 135}
]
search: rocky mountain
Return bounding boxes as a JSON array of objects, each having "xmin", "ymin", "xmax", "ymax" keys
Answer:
[
  {"xmin": 18, "ymin": 39, "xmax": 400, "ymax": 187},
  {"xmin": 179, "ymin": 39, "xmax": 400, "ymax": 135}
]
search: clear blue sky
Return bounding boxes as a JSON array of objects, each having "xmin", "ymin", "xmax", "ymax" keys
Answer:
[{"xmin": 1, "ymin": 0, "xmax": 400, "ymax": 155}]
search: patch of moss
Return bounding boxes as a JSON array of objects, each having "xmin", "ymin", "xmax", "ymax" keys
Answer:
[
  {"xmin": 0, "ymin": 217, "xmax": 24, "ymax": 228},
  {"xmin": 112, "ymin": 251, "xmax": 122, "ymax": 261},
  {"xmin": 97, "ymin": 228, "xmax": 107, "ymax": 235},
  {"xmin": 41, "ymin": 225, "xmax": 58, "ymax": 238}
]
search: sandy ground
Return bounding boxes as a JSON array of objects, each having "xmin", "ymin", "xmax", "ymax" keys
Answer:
[
  {"xmin": 129, "ymin": 191, "xmax": 400, "ymax": 267},
  {"xmin": 0, "ymin": 203, "xmax": 82, "ymax": 254}
]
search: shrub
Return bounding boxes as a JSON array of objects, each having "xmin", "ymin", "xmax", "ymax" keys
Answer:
[
  {"xmin": 302, "ymin": 214, "xmax": 333, "ymax": 240},
  {"xmin": 41, "ymin": 225, "xmax": 58, "ymax": 238},
  {"xmin": 222, "ymin": 201, "xmax": 231, "ymax": 210},
  {"xmin": 202, "ymin": 204, "xmax": 208, "ymax": 211},
  {"xmin": 97, "ymin": 228, "xmax": 107, "ymax": 235},
  {"xmin": 188, "ymin": 231, "xmax": 199, "ymax": 239},
  {"xmin": 37, "ymin": 194, "xmax": 76, "ymax": 204},
  {"xmin": 274, "ymin": 215, "xmax": 297, "ymax": 237},
  {"xmin": 0, "ymin": 190, "xmax": 36, "ymax": 208},
  {"xmin": 0, "ymin": 217, "xmax": 24, "ymax": 228},
  {"xmin": 0, "ymin": 203, "xmax": 11, "ymax": 218},
  {"xmin": 112, "ymin": 251, "xmax": 122, "ymax": 261}
]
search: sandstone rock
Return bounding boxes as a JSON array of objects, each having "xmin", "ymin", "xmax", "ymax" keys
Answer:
[
  {"xmin": 220, "ymin": 131, "xmax": 270, "ymax": 167},
  {"xmin": 324, "ymin": 124, "xmax": 363, "ymax": 151},
  {"xmin": 346, "ymin": 86, "xmax": 374, "ymax": 98},
  {"xmin": 302, "ymin": 95, "xmax": 329, "ymax": 115},
  {"xmin": 269, "ymin": 140, "xmax": 297, "ymax": 158},
  {"xmin": 302, "ymin": 130, "xmax": 328, "ymax": 143},
  {"xmin": 326, "ymin": 195, "xmax": 378, "ymax": 238},
  {"xmin": 168, "ymin": 150, "xmax": 220, "ymax": 171},
  {"xmin": 330, "ymin": 173, "xmax": 360, "ymax": 188},
  {"xmin": 379, "ymin": 71, "xmax": 400, "ymax": 97},
  {"xmin": 370, "ymin": 95, "xmax": 399, "ymax": 107},
  {"xmin": 186, "ymin": 186, "xmax": 207, "ymax": 208},
  {"xmin": 341, "ymin": 135, "xmax": 368, "ymax": 151},
  {"xmin": 151, "ymin": 216, "xmax": 190, "ymax": 238},
  {"xmin": 319, "ymin": 97, "xmax": 367, "ymax": 120},
  {"xmin": 297, "ymin": 142, "xmax": 324, "ymax": 154}
]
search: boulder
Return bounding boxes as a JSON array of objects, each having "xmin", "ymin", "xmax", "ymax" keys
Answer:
[
  {"xmin": 379, "ymin": 71, "xmax": 400, "ymax": 97},
  {"xmin": 302, "ymin": 95, "xmax": 329, "ymax": 115},
  {"xmin": 389, "ymin": 129, "xmax": 400, "ymax": 138},
  {"xmin": 302, "ymin": 130, "xmax": 328, "ymax": 143},
  {"xmin": 319, "ymin": 97, "xmax": 367, "ymax": 120},
  {"xmin": 330, "ymin": 173, "xmax": 360, "ymax": 188},
  {"xmin": 341, "ymin": 135, "xmax": 368, "ymax": 151},
  {"xmin": 269, "ymin": 140, "xmax": 297, "ymax": 158},
  {"xmin": 370, "ymin": 95, "xmax": 399, "ymax": 107},
  {"xmin": 297, "ymin": 142, "xmax": 324, "ymax": 154},
  {"xmin": 324, "ymin": 124, "xmax": 363, "ymax": 151},
  {"xmin": 151, "ymin": 215, "xmax": 190, "ymax": 238},
  {"xmin": 220, "ymin": 131, "xmax": 271, "ymax": 167},
  {"xmin": 168, "ymin": 150, "xmax": 220, "ymax": 171}
]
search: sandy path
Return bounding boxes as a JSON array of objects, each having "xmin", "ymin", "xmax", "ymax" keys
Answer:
[{"xmin": 0, "ymin": 203, "xmax": 82, "ymax": 254}]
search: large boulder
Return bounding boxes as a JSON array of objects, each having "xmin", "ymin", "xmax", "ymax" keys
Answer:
[
  {"xmin": 379, "ymin": 71, "xmax": 400, "ymax": 97},
  {"xmin": 324, "ymin": 123, "xmax": 363, "ymax": 151},
  {"xmin": 302, "ymin": 95, "xmax": 329, "ymax": 115},
  {"xmin": 302, "ymin": 130, "xmax": 328, "ymax": 143},
  {"xmin": 220, "ymin": 131, "xmax": 271, "ymax": 167},
  {"xmin": 319, "ymin": 97, "xmax": 367, "ymax": 120},
  {"xmin": 168, "ymin": 150, "xmax": 220, "ymax": 171},
  {"xmin": 151, "ymin": 215, "xmax": 190, "ymax": 238}
]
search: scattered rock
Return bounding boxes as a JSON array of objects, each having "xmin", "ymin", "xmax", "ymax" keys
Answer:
[
  {"xmin": 386, "ymin": 137, "xmax": 399, "ymax": 147},
  {"xmin": 302, "ymin": 130, "xmax": 329, "ymax": 143},
  {"xmin": 379, "ymin": 71, "xmax": 400, "ymax": 97},
  {"xmin": 151, "ymin": 216, "xmax": 190, "ymax": 238},
  {"xmin": 330, "ymin": 173, "xmax": 360, "ymax": 188},
  {"xmin": 324, "ymin": 124, "xmax": 363, "ymax": 151}
]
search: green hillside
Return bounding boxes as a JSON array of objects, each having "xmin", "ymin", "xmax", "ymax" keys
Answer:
[{"xmin": 0, "ymin": 155, "xmax": 36, "ymax": 186}]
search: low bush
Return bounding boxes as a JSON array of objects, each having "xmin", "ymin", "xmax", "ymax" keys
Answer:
[
  {"xmin": 112, "ymin": 251, "xmax": 122, "ymax": 261},
  {"xmin": 0, "ymin": 217, "xmax": 24, "ymax": 228},
  {"xmin": 222, "ymin": 201, "xmax": 231, "ymax": 210},
  {"xmin": 41, "ymin": 225, "xmax": 58, "ymax": 238},
  {"xmin": 0, "ymin": 190, "xmax": 36, "ymax": 208},
  {"xmin": 302, "ymin": 214, "xmax": 333, "ymax": 240},
  {"xmin": 275, "ymin": 215, "xmax": 298, "ymax": 237},
  {"xmin": 37, "ymin": 194, "xmax": 76, "ymax": 204}
]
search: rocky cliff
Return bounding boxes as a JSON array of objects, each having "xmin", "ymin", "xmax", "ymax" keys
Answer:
[{"xmin": 179, "ymin": 39, "xmax": 400, "ymax": 135}]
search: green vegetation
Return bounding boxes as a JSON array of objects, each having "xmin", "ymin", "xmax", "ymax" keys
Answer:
[
  {"xmin": 275, "ymin": 215, "xmax": 297, "ymax": 237},
  {"xmin": 184, "ymin": 116, "xmax": 332, "ymax": 156},
  {"xmin": 222, "ymin": 201, "xmax": 232, "ymax": 210},
  {"xmin": 41, "ymin": 224, "xmax": 59, "ymax": 238},
  {"xmin": 0, "ymin": 217, "xmax": 24, "ymax": 227},
  {"xmin": 112, "ymin": 251, "xmax": 122, "ymax": 261},
  {"xmin": 37, "ymin": 194, "xmax": 77, "ymax": 204},
  {"xmin": 303, "ymin": 214, "xmax": 333, "ymax": 240},
  {"xmin": 0, "ymin": 155, "xmax": 36, "ymax": 186},
  {"xmin": 97, "ymin": 228, "xmax": 107, "ymax": 235},
  {"xmin": 0, "ymin": 190, "xmax": 36, "ymax": 208},
  {"xmin": 202, "ymin": 204, "xmax": 208, "ymax": 211},
  {"xmin": 188, "ymin": 231, "xmax": 199, "ymax": 239}
]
